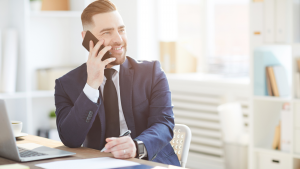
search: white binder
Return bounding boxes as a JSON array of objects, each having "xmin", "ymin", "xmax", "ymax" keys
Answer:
[
  {"xmin": 0, "ymin": 29, "xmax": 2, "ymax": 91},
  {"xmin": 281, "ymin": 103, "xmax": 292, "ymax": 152},
  {"xmin": 264, "ymin": 0, "xmax": 275, "ymax": 43},
  {"xmin": 275, "ymin": 0, "xmax": 288, "ymax": 43},
  {"xmin": 251, "ymin": 2, "xmax": 264, "ymax": 46},
  {"xmin": 1, "ymin": 29, "xmax": 18, "ymax": 93}
]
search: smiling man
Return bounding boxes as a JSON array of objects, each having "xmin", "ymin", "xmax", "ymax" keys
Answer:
[{"xmin": 54, "ymin": 0, "xmax": 180, "ymax": 166}]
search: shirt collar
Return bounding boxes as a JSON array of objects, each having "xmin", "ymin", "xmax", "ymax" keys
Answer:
[{"xmin": 106, "ymin": 65, "xmax": 120, "ymax": 73}]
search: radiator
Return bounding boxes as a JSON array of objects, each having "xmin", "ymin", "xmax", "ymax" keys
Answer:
[{"xmin": 167, "ymin": 74, "xmax": 250, "ymax": 169}]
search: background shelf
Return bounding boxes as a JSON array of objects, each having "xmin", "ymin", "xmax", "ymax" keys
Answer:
[
  {"xmin": 253, "ymin": 96, "xmax": 292, "ymax": 102},
  {"xmin": 254, "ymin": 147, "xmax": 292, "ymax": 156},
  {"xmin": 30, "ymin": 11, "xmax": 82, "ymax": 17},
  {"xmin": 0, "ymin": 92, "xmax": 28, "ymax": 99},
  {"xmin": 30, "ymin": 91, "xmax": 54, "ymax": 98}
]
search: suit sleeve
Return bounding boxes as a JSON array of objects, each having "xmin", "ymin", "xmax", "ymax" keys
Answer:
[
  {"xmin": 54, "ymin": 78, "xmax": 100, "ymax": 148},
  {"xmin": 135, "ymin": 61, "xmax": 174, "ymax": 161}
]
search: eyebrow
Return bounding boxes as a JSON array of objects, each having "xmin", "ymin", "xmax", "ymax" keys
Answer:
[{"xmin": 100, "ymin": 25, "xmax": 126, "ymax": 33}]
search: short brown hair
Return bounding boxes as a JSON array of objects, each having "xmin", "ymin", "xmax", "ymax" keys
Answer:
[{"xmin": 81, "ymin": 0, "xmax": 117, "ymax": 30}]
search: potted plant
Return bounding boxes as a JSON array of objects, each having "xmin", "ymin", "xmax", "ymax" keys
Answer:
[
  {"xmin": 49, "ymin": 110, "xmax": 57, "ymax": 129},
  {"xmin": 30, "ymin": 0, "xmax": 42, "ymax": 11}
]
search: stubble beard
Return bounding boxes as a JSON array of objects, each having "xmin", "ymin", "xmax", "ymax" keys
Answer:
[{"xmin": 109, "ymin": 47, "xmax": 127, "ymax": 65}]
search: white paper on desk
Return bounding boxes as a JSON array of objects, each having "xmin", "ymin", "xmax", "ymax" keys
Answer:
[{"xmin": 35, "ymin": 157, "xmax": 140, "ymax": 169}]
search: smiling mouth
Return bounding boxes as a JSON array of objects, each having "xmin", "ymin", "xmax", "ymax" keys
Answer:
[{"xmin": 112, "ymin": 46, "xmax": 122, "ymax": 51}]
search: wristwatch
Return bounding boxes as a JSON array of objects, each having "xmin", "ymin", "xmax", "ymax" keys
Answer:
[{"xmin": 133, "ymin": 139, "xmax": 145, "ymax": 159}]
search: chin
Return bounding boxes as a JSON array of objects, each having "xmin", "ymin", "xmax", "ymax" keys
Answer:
[{"xmin": 110, "ymin": 54, "xmax": 126, "ymax": 65}]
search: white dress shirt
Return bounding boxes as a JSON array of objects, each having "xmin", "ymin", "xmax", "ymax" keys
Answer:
[
  {"xmin": 83, "ymin": 65, "xmax": 129, "ymax": 135},
  {"xmin": 83, "ymin": 65, "xmax": 147, "ymax": 157}
]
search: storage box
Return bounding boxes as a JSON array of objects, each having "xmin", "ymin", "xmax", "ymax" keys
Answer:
[
  {"xmin": 223, "ymin": 143, "xmax": 248, "ymax": 169},
  {"xmin": 160, "ymin": 41, "xmax": 197, "ymax": 73},
  {"xmin": 257, "ymin": 152, "xmax": 292, "ymax": 169},
  {"xmin": 295, "ymin": 129, "xmax": 300, "ymax": 154},
  {"xmin": 41, "ymin": 0, "xmax": 69, "ymax": 11},
  {"xmin": 36, "ymin": 67, "xmax": 75, "ymax": 90}
]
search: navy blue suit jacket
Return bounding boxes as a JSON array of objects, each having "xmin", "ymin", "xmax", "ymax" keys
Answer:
[{"xmin": 54, "ymin": 57, "xmax": 180, "ymax": 166}]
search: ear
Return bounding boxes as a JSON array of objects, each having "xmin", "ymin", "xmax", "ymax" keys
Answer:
[{"xmin": 81, "ymin": 31, "xmax": 86, "ymax": 39}]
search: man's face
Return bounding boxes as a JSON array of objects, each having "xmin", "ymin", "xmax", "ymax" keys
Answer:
[{"xmin": 83, "ymin": 11, "xmax": 127, "ymax": 65}]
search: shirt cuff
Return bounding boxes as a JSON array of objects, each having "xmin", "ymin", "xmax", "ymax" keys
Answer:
[{"xmin": 83, "ymin": 83, "xmax": 99, "ymax": 103}]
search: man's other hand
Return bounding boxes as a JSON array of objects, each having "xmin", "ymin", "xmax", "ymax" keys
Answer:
[{"xmin": 104, "ymin": 136, "xmax": 136, "ymax": 159}]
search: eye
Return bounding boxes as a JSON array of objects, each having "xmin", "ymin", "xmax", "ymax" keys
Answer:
[
  {"xmin": 119, "ymin": 29, "xmax": 125, "ymax": 33},
  {"xmin": 103, "ymin": 32, "xmax": 110, "ymax": 35}
]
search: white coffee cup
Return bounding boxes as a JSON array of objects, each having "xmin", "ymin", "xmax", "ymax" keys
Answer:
[{"xmin": 11, "ymin": 121, "xmax": 22, "ymax": 136}]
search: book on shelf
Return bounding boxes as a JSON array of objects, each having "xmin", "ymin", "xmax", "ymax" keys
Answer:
[
  {"xmin": 295, "ymin": 72, "xmax": 300, "ymax": 98},
  {"xmin": 295, "ymin": 58, "xmax": 300, "ymax": 98},
  {"xmin": 0, "ymin": 29, "xmax": 2, "ymax": 91},
  {"xmin": 253, "ymin": 50, "xmax": 280, "ymax": 96},
  {"xmin": 266, "ymin": 67, "xmax": 273, "ymax": 96},
  {"xmin": 297, "ymin": 59, "xmax": 300, "ymax": 72},
  {"xmin": 273, "ymin": 66, "xmax": 289, "ymax": 97},
  {"xmin": 281, "ymin": 103, "xmax": 292, "ymax": 152},
  {"xmin": 266, "ymin": 66, "xmax": 279, "ymax": 96},
  {"xmin": 265, "ymin": 65, "xmax": 289, "ymax": 97},
  {"xmin": 272, "ymin": 122, "xmax": 281, "ymax": 150}
]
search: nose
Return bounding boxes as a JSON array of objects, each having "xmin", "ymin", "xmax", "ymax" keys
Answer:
[{"xmin": 111, "ymin": 30, "xmax": 123, "ymax": 44}]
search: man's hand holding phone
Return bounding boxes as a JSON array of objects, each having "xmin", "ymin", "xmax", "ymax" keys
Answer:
[{"xmin": 86, "ymin": 40, "xmax": 115, "ymax": 89}]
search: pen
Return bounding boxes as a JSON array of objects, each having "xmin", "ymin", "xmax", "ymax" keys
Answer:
[{"xmin": 100, "ymin": 130, "xmax": 131, "ymax": 152}]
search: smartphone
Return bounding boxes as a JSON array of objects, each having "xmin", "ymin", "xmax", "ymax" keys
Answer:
[{"xmin": 82, "ymin": 30, "xmax": 111, "ymax": 61}]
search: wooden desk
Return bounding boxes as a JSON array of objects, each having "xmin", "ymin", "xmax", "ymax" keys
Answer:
[{"xmin": 0, "ymin": 135, "xmax": 183, "ymax": 169}]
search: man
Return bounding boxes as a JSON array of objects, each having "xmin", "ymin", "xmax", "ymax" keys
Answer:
[{"xmin": 54, "ymin": 0, "xmax": 180, "ymax": 166}]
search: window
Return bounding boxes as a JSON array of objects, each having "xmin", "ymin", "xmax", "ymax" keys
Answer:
[
  {"xmin": 207, "ymin": 0, "xmax": 250, "ymax": 76},
  {"xmin": 137, "ymin": 0, "xmax": 250, "ymax": 76},
  {"xmin": 176, "ymin": 0, "xmax": 250, "ymax": 76}
]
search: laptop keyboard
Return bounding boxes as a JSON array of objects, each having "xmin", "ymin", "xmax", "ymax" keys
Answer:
[{"xmin": 18, "ymin": 147, "xmax": 47, "ymax": 158}]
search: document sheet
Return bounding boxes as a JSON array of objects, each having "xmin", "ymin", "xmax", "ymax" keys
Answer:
[{"xmin": 35, "ymin": 157, "xmax": 140, "ymax": 169}]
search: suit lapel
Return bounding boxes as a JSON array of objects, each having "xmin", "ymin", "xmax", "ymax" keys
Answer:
[{"xmin": 119, "ymin": 58, "xmax": 136, "ymax": 138}]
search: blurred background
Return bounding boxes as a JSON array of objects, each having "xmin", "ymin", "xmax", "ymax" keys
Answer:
[{"xmin": 1, "ymin": 0, "xmax": 300, "ymax": 169}]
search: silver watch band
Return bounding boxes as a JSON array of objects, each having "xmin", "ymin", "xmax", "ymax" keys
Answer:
[
  {"xmin": 139, "ymin": 147, "xmax": 146, "ymax": 159},
  {"xmin": 135, "ymin": 139, "xmax": 145, "ymax": 159}
]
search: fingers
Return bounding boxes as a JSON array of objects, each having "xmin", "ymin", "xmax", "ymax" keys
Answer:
[
  {"xmin": 106, "ymin": 142, "xmax": 129, "ymax": 152},
  {"xmin": 104, "ymin": 137, "xmax": 128, "ymax": 150},
  {"xmin": 89, "ymin": 40, "xmax": 93, "ymax": 52},
  {"xmin": 103, "ymin": 137, "xmax": 136, "ymax": 159},
  {"xmin": 97, "ymin": 46, "xmax": 112, "ymax": 60},
  {"xmin": 91, "ymin": 39, "xmax": 104, "ymax": 58},
  {"xmin": 103, "ymin": 57, "xmax": 116, "ymax": 65},
  {"xmin": 111, "ymin": 148, "xmax": 134, "ymax": 159},
  {"xmin": 106, "ymin": 137, "xmax": 118, "ymax": 142},
  {"xmin": 88, "ymin": 40, "xmax": 94, "ymax": 60}
]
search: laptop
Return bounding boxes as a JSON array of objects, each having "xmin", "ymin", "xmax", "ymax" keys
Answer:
[{"xmin": 0, "ymin": 99, "xmax": 76, "ymax": 162}]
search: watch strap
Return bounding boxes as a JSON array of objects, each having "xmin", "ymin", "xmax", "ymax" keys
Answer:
[{"xmin": 133, "ymin": 139, "xmax": 145, "ymax": 159}]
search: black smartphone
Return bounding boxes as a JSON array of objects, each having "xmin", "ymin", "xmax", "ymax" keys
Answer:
[{"xmin": 82, "ymin": 30, "xmax": 111, "ymax": 61}]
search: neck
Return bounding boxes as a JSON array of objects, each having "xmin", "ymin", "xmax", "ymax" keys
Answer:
[{"xmin": 106, "ymin": 64, "xmax": 114, "ymax": 68}]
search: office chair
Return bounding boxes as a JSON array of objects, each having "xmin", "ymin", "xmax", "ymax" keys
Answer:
[{"xmin": 170, "ymin": 124, "xmax": 192, "ymax": 168}]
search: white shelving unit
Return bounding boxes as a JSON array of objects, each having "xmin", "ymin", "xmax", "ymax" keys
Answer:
[
  {"xmin": 30, "ymin": 11, "xmax": 82, "ymax": 17},
  {"xmin": 0, "ymin": 0, "xmax": 93, "ymax": 135},
  {"xmin": 249, "ymin": 0, "xmax": 300, "ymax": 169}
]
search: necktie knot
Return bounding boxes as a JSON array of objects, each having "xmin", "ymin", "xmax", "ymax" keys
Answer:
[{"xmin": 104, "ymin": 69, "xmax": 115, "ymax": 80}]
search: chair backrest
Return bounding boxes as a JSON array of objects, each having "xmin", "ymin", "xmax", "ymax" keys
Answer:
[{"xmin": 170, "ymin": 124, "xmax": 192, "ymax": 168}]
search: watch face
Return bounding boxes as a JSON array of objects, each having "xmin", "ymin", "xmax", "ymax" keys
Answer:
[{"xmin": 138, "ymin": 143, "xmax": 144, "ymax": 154}]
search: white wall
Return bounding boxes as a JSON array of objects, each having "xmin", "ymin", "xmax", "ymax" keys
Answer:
[{"xmin": 111, "ymin": 0, "xmax": 160, "ymax": 61}]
